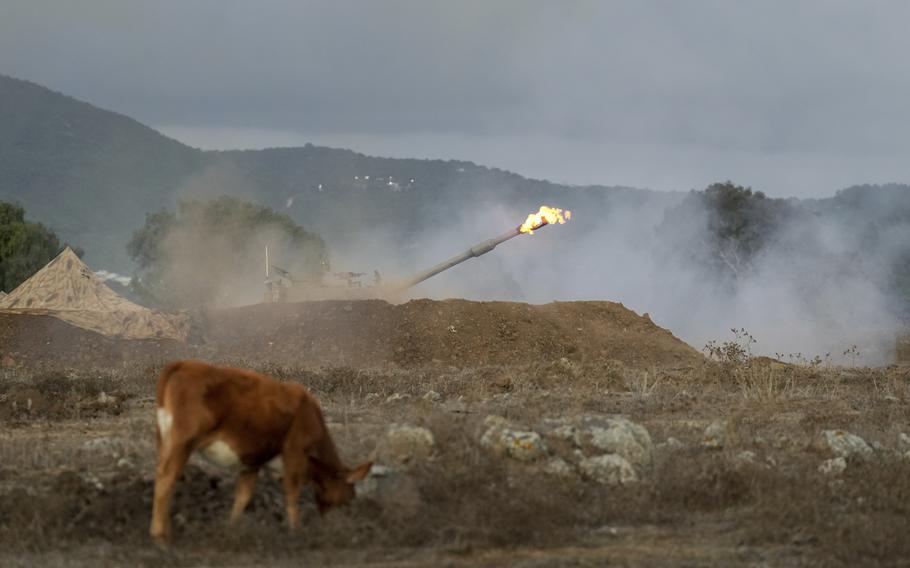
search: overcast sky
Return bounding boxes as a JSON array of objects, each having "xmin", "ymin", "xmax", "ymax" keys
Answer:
[{"xmin": 2, "ymin": 0, "xmax": 909, "ymax": 197}]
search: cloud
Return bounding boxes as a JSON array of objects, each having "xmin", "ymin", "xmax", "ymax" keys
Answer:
[{"xmin": 2, "ymin": 1, "xmax": 910, "ymax": 195}]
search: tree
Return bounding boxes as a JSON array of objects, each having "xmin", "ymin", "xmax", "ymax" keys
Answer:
[
  {"xmin": 0, "ymin": 201, "xmax": 73, "ymax": 293},
  {"xmin": 656, "ymin": 181, "xmax": 793, "ymax": 284},
  {"xmin": 127, "ymin": 196, "xmax": 327, "ymax": 308}
]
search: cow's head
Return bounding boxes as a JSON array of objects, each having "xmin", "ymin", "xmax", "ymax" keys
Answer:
[{"xmin": 312, "ymin": 460, "xmax": 372, "ymax": 513}]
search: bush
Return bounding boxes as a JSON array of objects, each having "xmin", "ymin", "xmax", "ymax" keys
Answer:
[
  {"xmin": 127, "ymin": 196, "xmax": 327, "ymax": 308},
  {"xmin": 0, "ymin": 201, "xmax": 76, "ymax": 293}
]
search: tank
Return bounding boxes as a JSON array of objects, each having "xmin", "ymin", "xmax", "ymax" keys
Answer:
[{"xmin": 265, "ymin": 206, "xmax": 568, "ymax": 303}]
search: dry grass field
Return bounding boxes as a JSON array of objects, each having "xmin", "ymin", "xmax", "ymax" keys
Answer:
[{"xmin": 1, "ymin": 301, "xmax": 909, "ymax": 567}]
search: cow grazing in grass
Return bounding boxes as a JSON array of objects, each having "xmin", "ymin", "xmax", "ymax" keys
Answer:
[{"xmin": 150, "ymin": 360, "xmax": 372, "ymax": 544}]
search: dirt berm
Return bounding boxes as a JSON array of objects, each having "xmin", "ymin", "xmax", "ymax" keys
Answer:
[
  {"xmin": 199, "ymin": 299, "xmax": 701, "ymax": 369},
  {"xmin": 0, "ymin": 299, "xmax": 702, "ymax": 370}
]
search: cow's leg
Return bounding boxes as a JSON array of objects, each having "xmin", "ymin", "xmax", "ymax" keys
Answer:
[
  {"xmin": 282, "ymin": 470, "xmax": 304, "ymax": 531},
  {"xmin": 150, "ymin": 440, "xmax": 192, "ymax": 545},
  {"xmin": 280, "ymin": 452, "xmax": 313, "ymax": 531},
  {"xmin": 229, "ymin": 469, "xmax": 259, "ymax": 523}
]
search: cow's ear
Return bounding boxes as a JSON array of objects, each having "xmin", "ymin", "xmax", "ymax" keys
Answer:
[{"xmin": 345, "ymin": 461, "xmax": 372, "ymax": 483}]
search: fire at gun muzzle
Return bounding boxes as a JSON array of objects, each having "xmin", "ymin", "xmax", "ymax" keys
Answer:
[{"xmin": 394, "ymin": 202, "xmax": 569, "ymax": 292}]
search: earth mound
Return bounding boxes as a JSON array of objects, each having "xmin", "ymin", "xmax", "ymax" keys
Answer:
[
  {"xmin": 1, "ymin": 299, "xmax": 702, "ymax": 370},
  {"xmin": 0, "ymin": 313, "xmax": 186, "ymax": 370},
  {"xmin": 201, "ymin": 299, "xmax": 701, "ymax": 369}
]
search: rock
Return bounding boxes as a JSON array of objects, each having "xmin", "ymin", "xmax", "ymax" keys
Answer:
[
  {"xmin": 656, "ymin": 437, "xmax": 685, "ymax": 453},
  {"xmin": 702, "ymin": 420, "xmax": 728, "ymax": 449},
  {"xmin": 819, "ymin": 457, "xmax": 847, "ymax": 476},
  {"xmin": 483, "ymin": 415, "xmax": 510, "ymax": 429},
  {"xmin": 385, "ymin": 393, "xmax": 412, "ymax": 404},
  {"xmin": 378, "ymin": 425, "xmax": 435, "ymax": 466},
  {"xmin": 422, "ymin": 390, "xmax": 442, "ymax": 402},
  {"xmin": 116, "ymin": 457, "xmax": 135, "ymax": 469},
  {"xmin": 821, "ymin": 430, "xmax": 873, "ymax": 461},
  {"xmin": 480, "ymin": 416, "xmax": 548, "ymax": 461},
  {"xmin": 579, "ymin": 454, "xmax": 638, "ymax": 485},
  {"xmin": 584, "ymin": 417, "xmax": 652, "ymax": 467},
  {"xmin": 543, "ymin": 457, "xmax": 575, "ymax": 479},
  {"xmin": 549, "ymin": 424, "xmax": 583, "ymax": 448},
  {"xmin": 97, "ymin": 391, "xmax": 117, "ymax": 405},
  {"xmin": 80, "ymin": 472, "xmax": 104, "ymax": 491},
  {"xmin": 481, "ymin": 426, "xmax": 548, "ymax": 462},
  {"xmin": 492, "ymin": 375, "xmax": 513, "ymax": 391},
  {"xmin": 898, "ymin": 433, "xmax": 910, "ymax": 452},
  {"xmin": 355, "ymin": 464, "xmax": 395, "ymax": 497},
  {"xmin": 733, "ymin": 450, "xmax": 758, "ymax": 468}
]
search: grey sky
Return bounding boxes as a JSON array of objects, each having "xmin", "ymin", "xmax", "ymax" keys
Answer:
[{"xmin": 2, "ymin": 0, "xmax": 909, "ymax": 197}]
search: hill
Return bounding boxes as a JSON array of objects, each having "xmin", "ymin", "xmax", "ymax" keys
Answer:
[{"xmin": 0, "ymin": 74, "xmax": 654, "ymax": 273}]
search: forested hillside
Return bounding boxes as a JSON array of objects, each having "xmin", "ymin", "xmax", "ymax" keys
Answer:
[{"xmin": 0, "ymin": 74, "xmax": 647, "ymax": 272}]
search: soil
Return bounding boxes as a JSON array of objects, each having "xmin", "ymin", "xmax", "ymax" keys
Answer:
[
  {"xmin": 1, "ymin": 299, "xmax": 702, "ymax": 371},
  {"xmin": 2, "ymin": 299, "xmax": 908, "ymax": 566},
  {"xmin": 200, "ymin": 299, "xmax": 702, "ymax": 370}
]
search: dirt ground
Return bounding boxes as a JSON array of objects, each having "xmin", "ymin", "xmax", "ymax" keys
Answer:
[{"xmin": 1, "ymin": 299, "xmax": 909, "ymax": 567}]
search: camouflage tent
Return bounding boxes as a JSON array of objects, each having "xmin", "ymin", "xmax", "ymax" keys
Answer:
[{"xmin": 0, "ymin": 248, "xmax": 188, "ymax": 341}]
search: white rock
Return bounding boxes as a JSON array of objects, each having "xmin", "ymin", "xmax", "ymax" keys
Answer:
[
  {"xmin": 378, "ymin": 425, "xmax": 435, "ymax": 466},
  {"xmin": 97, "ymin": 391, "xmax": 117, "ymax": 405},
  {"xmin": 422, "ymin": 390, "xmax": 442, "ymax": 402},
  {"xmin": 733, "ymin": 451, "xmax": 758, "ymax": 468},
  {"xmin": 355, "ymin": 464, "xmax": 395, "ymax": 497},
  {"xmin": 385, "ymin": 393, "xmax": 411, "ymax": 404},
  {"xmin": 702, "ymin": 420, "xmax": 728, "ymax": 449},
  {"xmin": 550, "ymin": 424, "xmax": 583, "ymax": 447},
  {"xmin": 481, "ymin": 425, "xmax": 548, "ymax": 461},
  {"xmin": 656, "ymin": 437, "xmax": 685, "ymax": 453},
  {"xmin": 584, "ymin": 417, "xmax": 653, "ymax": 467},
  {"xmin": 483, "ymin": 415, "xmax": 510, "ymax": 429},
  {"xmin": 579, "ymin": 454, "xmax": 638, "ymax": 485},
  {"xmin": 543, "ymin": 457, "xmax": 575, "ymax": 479},
  {"xmin": 818, "ymin": 457, "xmax": 847, "ymax": 476},
  {"xmin": 898, "ymin": 433, "xmax": 910, "ymax": 452},
  {"xmin": 822, "ymin": 430, "xmax": 873, "ymax": 460}
]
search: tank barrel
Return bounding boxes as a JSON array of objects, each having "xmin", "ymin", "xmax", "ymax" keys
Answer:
[{"xmin": 396, "ymin": 226, "xmax": 528, "ymax": 290}]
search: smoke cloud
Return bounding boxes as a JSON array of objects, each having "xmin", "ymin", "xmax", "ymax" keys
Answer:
[{"xmin": 321, "ymin": 184, "xmax": 906, "ymax": 365}]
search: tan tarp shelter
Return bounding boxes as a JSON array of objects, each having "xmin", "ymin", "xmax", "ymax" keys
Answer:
[{"xmin": 0, "ymin": 247, "xmax": 188, "ymax": 341}]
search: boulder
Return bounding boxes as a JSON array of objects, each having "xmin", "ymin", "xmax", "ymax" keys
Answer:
[
  {"xmin": 378, "ymin": 425, "xmax": 435, "ymax": 466},
  {"xmin": 818, "ymin": 457, "xmax": 847, "ymax": 476},
  {"xmin": 583, "ymin": 417, "xmax": 652, "ymax": 467},
  {"xmin": 542, "ymin": 457, "xmax": 575, "ymax": 479},
  {"xmin": 821, "ymin": 430, "xmax": 873, "ymax": 461},
  {"xmin": 702, "ymin": 420, "xmax": 728, "ymax": 449},
  {"xmin": 480, "ymin": 415, "xmax": 548, "ymax": 462},
  {"xmin": 579, "ymin": 454, "xmax": 638, "ymax": 485}
]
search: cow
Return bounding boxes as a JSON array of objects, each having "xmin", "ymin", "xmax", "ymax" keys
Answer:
[{"xmin": 150, "ymin": 360, "xmax": 372, "ymax": 544}]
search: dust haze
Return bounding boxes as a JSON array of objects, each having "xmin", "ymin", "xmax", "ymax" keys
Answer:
[{"xmin": 312, "ymin": 184, "xmax": 904, "ymax": 365}]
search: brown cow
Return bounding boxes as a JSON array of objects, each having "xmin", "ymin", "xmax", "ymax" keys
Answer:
[{"xmin": 150, "ymin": 360, "xmax": 372, "ymax": 544}]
